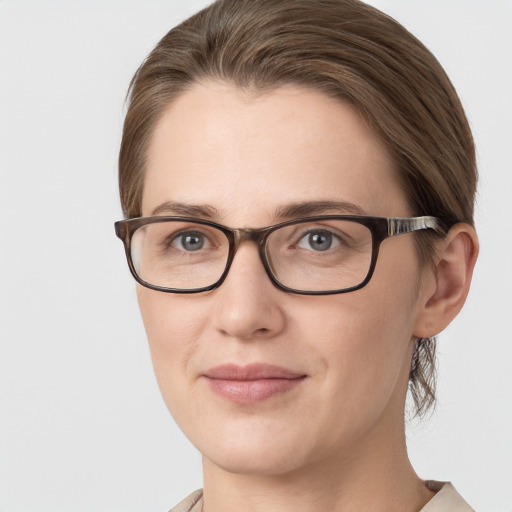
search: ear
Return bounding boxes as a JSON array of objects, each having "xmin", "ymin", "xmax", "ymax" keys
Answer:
[{"xmin": 413, "ymin": 223, "xmax": 479, "ymax": 338}]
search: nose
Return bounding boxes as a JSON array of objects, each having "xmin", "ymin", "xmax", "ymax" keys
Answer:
[{"xmin": 211, "ymin": 242, "xmax": 287, "ymax": 340}]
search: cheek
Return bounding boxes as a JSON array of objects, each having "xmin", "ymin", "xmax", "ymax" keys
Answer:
[
  {"xmin": 300, "ymin": 286, "xmax": 414, "ymax": 391},
  {"xmin": 306, "ymin": 255, "xmax": 420, "ymax": 416},
  {"xmin": 136, "ymin": 287, "xmax": 207, "ymax": 410}
]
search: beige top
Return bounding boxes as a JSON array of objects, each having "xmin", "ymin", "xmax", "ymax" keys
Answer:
[{"xmin": 169, "ymin": 482, "xmax": 475, "ymax": 512}]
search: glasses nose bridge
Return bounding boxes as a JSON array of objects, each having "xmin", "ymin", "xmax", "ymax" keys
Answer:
[
  {"xmin": 230, "ymin": 226, "xmax": 271, "ymax": 267},
  {"xmin": 233, "ymin": 227, "xmax": 268, "ymax": 244}
]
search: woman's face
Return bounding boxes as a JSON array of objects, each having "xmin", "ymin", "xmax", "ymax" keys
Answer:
[{"xmin": 138, "ymin": 82, "xmax": 432, "ymax": 476}]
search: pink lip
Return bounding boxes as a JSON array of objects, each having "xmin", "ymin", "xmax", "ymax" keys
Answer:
[{"xmin": 203, "ymin": 364, "xmax": 306, "ymax": 404}]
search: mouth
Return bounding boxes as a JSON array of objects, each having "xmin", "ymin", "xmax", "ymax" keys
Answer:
[{"xmin": 203, "ymin": 363, "xmax": 307, "ymax": 404}]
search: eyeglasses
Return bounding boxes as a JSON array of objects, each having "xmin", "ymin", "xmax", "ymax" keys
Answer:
[{"xmin": 114, "ymin": 215, "xmax": 443, "ymax": 295}]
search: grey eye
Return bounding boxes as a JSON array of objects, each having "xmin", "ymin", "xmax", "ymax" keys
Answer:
[
  {"xmin": 173, "ymin": 231, "xmax": 206, "ymax": 251},
  {"xmin": 298, "ymin": 230, "xmax": 338, "ymax": 251}
]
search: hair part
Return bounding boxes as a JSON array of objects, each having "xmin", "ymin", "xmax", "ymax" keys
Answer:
[{"xmin": 119, "ymin": 0, "xmax": 477, "ymax": 416}]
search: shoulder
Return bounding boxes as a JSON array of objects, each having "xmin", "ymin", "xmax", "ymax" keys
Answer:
[
  {"xmin": 421, "ymin": 481, "xmax": 475, "ymax": 512},
  {"xmin": 169, "ymin": 489, "xmax": 203, "ymax": 512}
]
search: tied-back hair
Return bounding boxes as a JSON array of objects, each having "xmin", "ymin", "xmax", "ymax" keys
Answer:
[{"xmin": 119, "ymin": 0, "xmax": 477, "ymax": 417}]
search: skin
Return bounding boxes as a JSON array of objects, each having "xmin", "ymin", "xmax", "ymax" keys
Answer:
[{"xmin": 137, "ymin": 82, "xmax": 478, "ymax": 512}]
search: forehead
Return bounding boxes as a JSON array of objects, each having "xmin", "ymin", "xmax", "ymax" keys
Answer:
[{"xmin": 143, "ymin": 82, "xmax": 409, "ymax": 223}]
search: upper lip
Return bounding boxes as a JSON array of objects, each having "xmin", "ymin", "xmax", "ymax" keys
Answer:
[{"xmin": 204, "ymin": 363, "xmax": 305, "ymax": 380}]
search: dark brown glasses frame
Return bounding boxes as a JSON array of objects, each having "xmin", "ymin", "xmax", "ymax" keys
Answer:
[{"xmin": 114, "ymin": 215, "xmax": 443, "ymax": 295}]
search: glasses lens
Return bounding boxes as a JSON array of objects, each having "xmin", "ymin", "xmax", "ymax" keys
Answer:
[
  {"xmin": 130, "ymin": 220, "xmax": 230, "ymax": 290},
  {"xmin": 266, "ymin": 219, "xmax": 373, "ymax": 292}
]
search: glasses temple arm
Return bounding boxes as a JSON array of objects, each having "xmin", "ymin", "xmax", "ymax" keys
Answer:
[{"xmin": 387, "ymin": 216, "xmax": 444, "ymax": 237}]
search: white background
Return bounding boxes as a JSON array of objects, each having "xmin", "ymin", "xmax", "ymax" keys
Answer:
[{"xmin": 0, "ymin": 1, "xmax": 511, "ymax": 511}]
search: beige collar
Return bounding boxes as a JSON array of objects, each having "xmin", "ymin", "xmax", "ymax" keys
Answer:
[{"xmin": 170, "ymin": 482, "xmax": 474, "ymax": 512}]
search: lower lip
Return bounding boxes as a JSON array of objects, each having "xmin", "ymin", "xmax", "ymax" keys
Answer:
[{"xmin": 206, "ymin": 377, "xmax": 305, "ymax": 404}]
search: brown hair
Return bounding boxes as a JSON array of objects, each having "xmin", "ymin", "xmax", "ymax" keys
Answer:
[{"xmin": 118, "ymin": 0, "xmax": 477, "ymax": 416}]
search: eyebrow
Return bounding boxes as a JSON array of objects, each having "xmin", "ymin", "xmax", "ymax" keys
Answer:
[
  {"xmin": 149, "ymin": 199, "xmax": 367, "ymax": 221},
  {"xmin": 150, "ymin": 201, "xmax": 218, "ymax": 217},
  {"xmin": 273, "ymin": 200, "xmax": 367, "ymax": 219}
]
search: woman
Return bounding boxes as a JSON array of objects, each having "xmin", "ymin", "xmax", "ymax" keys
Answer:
[{"xmin": 115, "ymin": 0, "xmax": 479, "ymax": 510}]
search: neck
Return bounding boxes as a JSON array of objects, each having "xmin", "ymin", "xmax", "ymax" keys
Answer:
[{"xmin": 201, "ymin": 422, "xmax": 433, "ymax": 512}]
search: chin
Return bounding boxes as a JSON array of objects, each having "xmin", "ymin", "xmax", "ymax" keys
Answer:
[
  {"xmin": 204, "ymin": 445, "xmax": 309, "ymax": 477},
  {"xmin": 191, "ymin": 414, "xmax": 340, "ymax": 478},
  {"xmin": 180, "ymin": 414, "xmax": 300, "ymax": 475}
]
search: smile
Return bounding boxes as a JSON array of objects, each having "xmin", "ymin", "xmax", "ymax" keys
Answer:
[{"xmin": 203, "ymin": 363, "xmax": 307, "ymax": 404}]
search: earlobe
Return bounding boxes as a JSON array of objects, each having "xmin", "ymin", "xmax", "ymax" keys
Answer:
[{"xmin": 413, "ymin": 223, "xmax": 479, "ymax": 338}]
